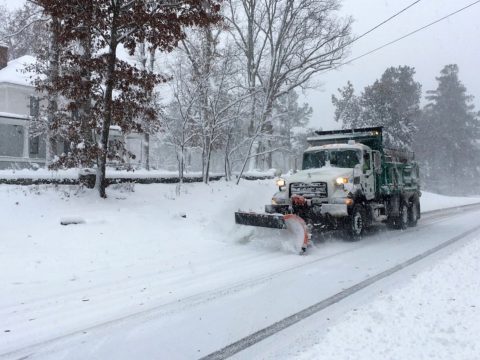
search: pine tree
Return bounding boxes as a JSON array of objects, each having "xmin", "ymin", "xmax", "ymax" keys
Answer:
[
  {"xmin": 416, "ymin": 64, "xmax": 480, "ymax": 194},
  {"xmin": 332, "ymin": 66, "xmax": 422, "ymax": 150},
  {"xmin": 273, "ymin": 90, "xmax": 313, "ymax": 171},
  {"xmin": 331, "ymin": 81, "xmax": 361, "ymax": 129}
]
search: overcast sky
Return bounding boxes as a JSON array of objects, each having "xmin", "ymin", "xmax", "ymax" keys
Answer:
[
  {"xmin": 2, "ymin": 0, "xmax": 480, "ymax": 131},
  {"xmin": 306, "ymin": 0, "xmax": 480, "ymax": 130}
]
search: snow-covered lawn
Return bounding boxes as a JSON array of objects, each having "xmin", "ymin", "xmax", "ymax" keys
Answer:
[
  {"xmin": 292, "ymin": 235, "xmax": 480, "ymax": 360},
  {"xmin": 0, "ymin": 180, "xmax": 281, "ymax": 355},
  {"xmin": 0, "ymin": 180, "xmax": 479, "ymax": 357},
  {"xmin": 0, "ymin": 180, "xmax": 275, "ymax": 306}
]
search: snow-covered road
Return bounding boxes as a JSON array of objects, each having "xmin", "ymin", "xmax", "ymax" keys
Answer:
[{"xmin": 0, "ymin": 182, "xmax": 479, "ymax": 359}]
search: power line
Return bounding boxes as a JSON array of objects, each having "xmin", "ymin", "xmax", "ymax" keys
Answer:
[
  {"xmin": 329, "ymin": 0, "xmax": 480, "ymax": 73},
  {"xmin": 333, "ymin": 0, "xmax": 423, "ymax": 55},
  {"xmin": 352, "ymin": 0, "xmax": 422, "ymax": 44}
]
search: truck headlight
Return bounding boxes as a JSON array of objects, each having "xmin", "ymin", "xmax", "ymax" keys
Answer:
[
  {"xmin": 335, "ymin": 177, "xmax": 348, "ymax": 185},
  {"xmin": 332, "ymin": 197, "xmax": 354, "ymax": 206},
  {"xmin": 276, "ymin": 178, "xmax": 286, "ymax": 187}
]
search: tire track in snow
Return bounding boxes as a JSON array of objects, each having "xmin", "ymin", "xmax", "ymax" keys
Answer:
[{"xmin": 201, "ymin": 223, "xmax": 480, "ymax": 360}]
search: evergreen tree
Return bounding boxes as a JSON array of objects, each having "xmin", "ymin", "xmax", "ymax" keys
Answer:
[
  {"xmin": 273, "ymin": 90, "xmax": 313, "ymax": 170},
  {"xmin": 332, "ymin": 66, "xmax": 422, "ymax": 150},
  {"xmin": 331, "ymin": 81, "xmax": 361, "ymax": 129},
  {"xmin": 415, "ymin": 64, "xmax": 480, "ymax": 194}
]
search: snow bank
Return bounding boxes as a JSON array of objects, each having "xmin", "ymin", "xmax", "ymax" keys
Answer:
[
  {"xmin": 294, "ymin": 235, "xmax": 480, "ymax": 360},
  {"xmin": 0, "ymin": 180, "xmax": 280, "ymax": 291},
  {"xmin": 0, "ymin": 168, "xmax": 275, "ymax": 180},
  {"xmin": 421, "ymin": 191, "xmax": 480, "ymax": 212},
  {"xmin": 0, "ymin": 169, "xmax": 79, "ymax": 180}
]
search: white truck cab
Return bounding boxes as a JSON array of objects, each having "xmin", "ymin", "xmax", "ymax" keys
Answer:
[{"xmin": 271, "ymin": 142, "xmax": 379, "ymax": 219}]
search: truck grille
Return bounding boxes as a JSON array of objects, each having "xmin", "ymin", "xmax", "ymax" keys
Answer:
[{"xmin": 290, "ymin": 182, "xmax": 328, "ymax": 199}]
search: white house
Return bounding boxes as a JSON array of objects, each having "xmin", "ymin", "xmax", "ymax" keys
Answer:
[
  {"xmin": 0, "ymin": 44, "xmax": 151, "ymax": 170},
  {"xmin": 0, "ymin": 45, "xmax": 45, "ymax": 169}
]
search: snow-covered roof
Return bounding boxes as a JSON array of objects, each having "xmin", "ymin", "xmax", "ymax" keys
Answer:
[{"xmin": 0, "ymin": 55, "xmax": 36, "ymax": 87}]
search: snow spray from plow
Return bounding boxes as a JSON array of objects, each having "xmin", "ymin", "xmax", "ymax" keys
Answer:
[{"xmin": 235, "ymin": 212, "xmax": 310, "ymax": 254}]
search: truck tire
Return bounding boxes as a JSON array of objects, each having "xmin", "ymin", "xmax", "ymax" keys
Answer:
[
  {"xmin": 387, "ymin": 203, "xmax": 408, "ymax": 230},
  {"xmin": 408, "ymin": 199, "xmax": 420, "ymax": 227},
  {"xmin": 398, "ymin": 203, "xmax": 409, "ymax": 230},
  {"xmin": 346, "ymin": 204, "xmax": 365, "ymax": 241}
]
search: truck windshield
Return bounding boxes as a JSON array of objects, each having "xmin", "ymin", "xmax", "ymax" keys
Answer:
[{"xmin": 303, "ymin": 149, "xmax": 361, "ymax": 170}]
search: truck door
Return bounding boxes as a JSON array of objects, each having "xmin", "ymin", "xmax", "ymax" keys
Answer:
[{"xmin": 362, "ymin": 151, "xmax": 375, "ymax": 200}]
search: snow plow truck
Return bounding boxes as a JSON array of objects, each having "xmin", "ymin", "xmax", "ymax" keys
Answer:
[{"xmin": 235, "ymin": 127, "xmax": 421, "ymax": 253}]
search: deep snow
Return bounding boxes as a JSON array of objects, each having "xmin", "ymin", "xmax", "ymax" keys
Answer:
[
  {"xmin": 288, "ymin": 234, "xmax": 480, "ymax": 360},
  {"xmin": 0, "ymin": 180, "xmax": 479, "ymax": 359}
]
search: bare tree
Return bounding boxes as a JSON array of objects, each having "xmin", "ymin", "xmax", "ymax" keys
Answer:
[
  {"xmin": 137, "ymin": 42, "xmax": 159, "ymax": 170},
  {"xmin": 176, "ymin": 27, "xmax": 251, "ymax": 183},
  {"xmin": 163, "ymin": 60, "xmax": 200, "ymax": 188},
  {"xmin": 226, "ymin": 0, "xmax": 352, "ymax": 176},
  {"xmin": 0, "ymin": 2, "xmax": 48, "ymax": 59}
]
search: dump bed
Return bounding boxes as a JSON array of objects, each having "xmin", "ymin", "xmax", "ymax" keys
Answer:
[{"xmin": 307, "ymin": 126, "xmax": 384, "ymax": 152}]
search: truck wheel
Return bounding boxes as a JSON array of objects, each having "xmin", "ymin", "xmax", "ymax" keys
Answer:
[
  {"xmin": 408, "ymin": 199, "xmax": 419, "ymax": 227},
  {"xmin": 398, "ymin": 203, "xmax": 409, "ymax": 230},
  {"xmin": 347, "ymin": 205, "xmax": 365, "ymax": 241},
  {"xmin": 387, "ymin": 203, "xmax": 408, "ymax": 230}
]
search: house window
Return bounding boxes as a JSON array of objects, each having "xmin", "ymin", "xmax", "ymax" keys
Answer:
[
  {"xmin": 30, "ymin": 96, "xmax": 40, "ymax": 117},
  {"xmin": 30, "ymin": 136, "xmax": 40, "ymax": 156},
  {"xmin": 0, "ymin": 123, "xmax": 24, "ymax": 157}
]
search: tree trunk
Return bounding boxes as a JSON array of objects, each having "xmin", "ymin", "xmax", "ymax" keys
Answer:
[
  {"xmin": 45, "ymin": 16, "xmax": 60, "ymax": 168},
  {"xmin": 96, "ymin": 12, "xmax": 119, "ymax": 198},
  {"xmin": 145, "ymin": 48, "xmax": 156, "ymax": 171},
  {"xmin": 79, "ymin": 32, "xmax": 93, "ymax": 168},
  {"xmin": 176, "ymin": 145, "xmax": 185, "ymax": 196},
  {"xmin": 237, "ymin": 134, "xmax": 258, "ymax": 185},
  {"xmin": 201, "ymin": 27, "xmax": 214, "ymax": 184},
  {"xmin": 144, "ymin": 132, "xmax": 150, "ymax": 170},
  {"xmin": 245, "ymin": 0, "xmax": 258, "ymax": 172},
  {"xmin": 224, "ymin": 128, "xmax": 232, "ymax": 181}
]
